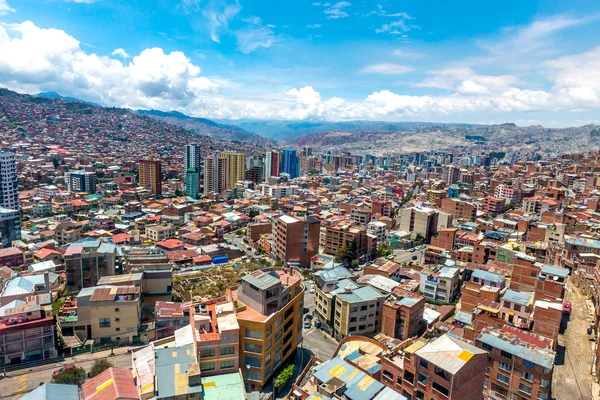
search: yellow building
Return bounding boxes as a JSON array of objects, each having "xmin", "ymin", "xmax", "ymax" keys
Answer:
[
  {"xmin": 221, "ymin": 152, "xmax": 246, "ymax": 189},
  {"xmin": 138, "ymin": 158, "xmax": 162, "ymax": 197},
  {"xmin": 235, "ymin": 268, "xmax": 304, "ymax": 392}
]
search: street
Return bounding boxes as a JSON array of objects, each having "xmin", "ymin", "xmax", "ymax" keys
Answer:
[
  {"xmin": 392, "ymin": 247, "xmax": 424, "ymax": 265},
  {"xmin": 0, "ymin": 348, "xmax": 135, "ymax": 399},
  {"xmin": 301, "ymin": 281, "xmax": 339, "ymax": 361},
  {"xmin": 553, "ymin": 280, "xmax": 594, "ymax": 400}
]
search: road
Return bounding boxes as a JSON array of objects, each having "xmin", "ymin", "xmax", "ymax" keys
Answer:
[
  {"xmin": 0, "ymin": 348, "xmax": 135, "ymax": 398},
  {"xmin": 392, "ymin": 248, "xmax": 424, "ymax": 265},
  {"xmin": 552, "ymin": 279, "xmax": 594, "ymax": 400},
  {"xmin": 301, "ymin": 281, "xmax": 339, "ymax": 361}
]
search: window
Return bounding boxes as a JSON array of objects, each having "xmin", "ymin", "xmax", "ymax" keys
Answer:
[
  {"xmin": 383, "ymin": 370, "xmax": 394, "ymax": 380},
  {"xmin": 265, "ymin": 353, "xmax": 271, "ymax": 365},
  {"xmin": 245, "ymin": 343, "xmax": 262, "ymax": 353},
  {"xmin": 116, "ymin": 327, "xmax": 120, "ymax": 331},
  {"xmin": 220, "ymin": 360, "xmax": 234, "ymax": 369},
  {"xmin": 499, "ymin": 361, "xmax": 511, "ymax": 372},
  {"xmin": 500, "ymin": 350, "xmax": 513, "ymax": 359},
  {"xmin": 481, "ymin": 343, "xmax": 493, "ymax": 351},
  {"xmin": 266, "ymin": 325, "xmax": 272, "ymax": 338},
  {"xmin": 245, "ymin": 329, "xmax": 262, "ymax": 340},
  {"xmin": 115, "ymin": 318, "xmax": 120, "ymax": 322},
  {"xmin": 115, "ymin": 308, "xmax": 119, "ymax": 312},
  {"xmin": 521, "ymin": 371, "xmax": 534, "ymax": 382},
  {"xmin": 99, "ymin": 318, "xmax": 110, "ymax": 327},
  {"xmin": 538, "ymin": 391, "xmax": 549, "ymax": 400},
  {"xmin": 513, "ymin": 304, "xmax": 521, "ymax": 312},
  {"xmin": 418, "ymin": 373, "xmax": 427, "ymax": 385},
  {"xmin": 200, "ymin": 348, "xmax": 215, "ymax": 358},
  {"xmin": 519, "ymin": 383, "xmax": 532, "ymax": 395},
  {"xmin": 497, "ymin": 373, "xmax": 509, "ymax": 384},
  {"xmin": 415, "ymin": 391, "xmax": 424, "ymax": 400},
  {"xmin": 541, "ymin": 379, "xmax": 550, "ymax": 388},
  {"xmin": 432, "ymin": 381, "xmax": 449, "ymax": 397},
  {"xmin": 221, "ymin": 346, "xmax": 234, "ymax": 356},
  {"xmin": 419, "ymin": 359, "xmax": 429, "ymax": 370},
  {"xmin": 201, "ymin": 363, "xmax": 215, "ymax": 372}
]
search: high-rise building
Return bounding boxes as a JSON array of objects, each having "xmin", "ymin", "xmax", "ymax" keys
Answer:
[
  {"xmin": 399, "ymin": 206, "xmax": 439, "ymax": 241},
  {"xmin": 204, "ymin": 154, "xmax": 229, "ymax": 195},
  {"xmin": 282, "ymin": 148, "xmax": 298, "ymax": 178},
  {"xmin": 138, "ymin": 158, "xmax": 162, "ymax": 197},
  {"xmin": 184, "ymin": 144, "xmax": 202, "ymax": 170},
  {"xmin": 302, "ymin": 146, "xmax": 313, "ymax": 157},
  {"xmin": 0, "ymin": 208, "xmax": 20, "ymax": 248},
  {"xmin": 0, "ymin": 152, "xmax": 19, "ymax": 210},
  {"xmin": 185, "ymin": 168, "xmax": 200, "ymax": 199},
  {"xmin": 245, "ymin": 165, "xmax": 263, "ymax": 184},
  {"xmin": 221, "ymin": 152, "xmax": 246, "ymax": 189},
  {"xmin": 66, "ymin": 170, "xmax": 97, "ymax": 193},
  {"xmin": 264, "ymin": 150, "xmax": 280, "ymax": 181},
  {"xmin": 271, "ymin": 214, "xmax": 320, "ymax": 267}
]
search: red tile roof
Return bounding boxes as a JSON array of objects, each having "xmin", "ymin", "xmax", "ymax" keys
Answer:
[{"xmin": 81, "ymin": 367, "xmax": 138, "ymax": 400}]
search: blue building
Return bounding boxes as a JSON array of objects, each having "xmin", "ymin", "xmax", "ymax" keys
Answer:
[{"xmin": 282, "ymin": 148, "xmax": 298, "ymax": 178}]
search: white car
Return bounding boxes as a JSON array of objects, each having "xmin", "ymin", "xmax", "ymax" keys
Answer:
[{"xmin": 310, "ymin": 285, "xmax": 315, "ymax": 293}]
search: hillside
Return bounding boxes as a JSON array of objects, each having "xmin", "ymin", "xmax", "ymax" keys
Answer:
[
  {"xmin": 287, "ymin": 123, "xmax": 600, "ymax": 155},
  {"xmin": 138, "ymin": 110, "xmax": 276, "ymax": 147},
  {"xmin": 0, "ymin": 88, "xmax": 264, "ymax": 164}
]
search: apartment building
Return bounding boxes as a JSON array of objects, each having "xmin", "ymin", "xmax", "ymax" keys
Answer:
[
  {"xmin": 65, "ymin": 170, "xmax": 97, "ymax": 193},
  {"xmin": 63, "ymin": 239, "xmax": 116, "ymax": 290},
  {"xmin": 54, "ymin": 221, "xmax": 82, "ymax": 245},
  {"xmin": 271, "ymin": 214, "xmax": 320, "ymax": 267},
  {"xmin": 476, "ymin": 326, "xmax": 554, "ymax": 400},
  {"xmin": 399, "ymin": 206, "xmax": 439, "ymax": 241},
  {"xmin": 138, "ymin": 159, "xmax": 162, "ymax": 197},
  {"xmin": 495, "ymin": 183, "xmax": 520, "ymax": 204},
  {"xmin": 61, "ymin": 285, "xmax": 141, "ymax": 344},
  {"xmin": 382, "ymin": 288, "xmax": 426, "ymax": 340},
  {"xmin": 0, "ymin": 294, "xmax": 56, "ymax": 366},
  {"xmin": 0, "ymin": 208, "xmax": 21, "ymax": 248},
  {"xmin": 333, "ymin": 284, "xmax": 386, "ymax": 341},
  {"xmin": 367, "ymin": 220, "xmax": 387, "ymax": 245},
  {"xmin": 235, "ymin": 268, "xmax": 304, "ymax": 391},
  {"xmin": 221, "ymin": 152, "xmax": 246, "ymax": 189},
  {"xmin": 440, "ymin": 197, "xmax": 477, "ymax": 221},
  {"xmin": 483, "ymin": 196, "xmax": 505, "ymax": 216},
  {"xmin": 0, "ymin": 151, "xmax": 19, "ymax": 210},
  {"xmin": 145, "ymin": 224, "xmax": 176, "ymax": 242},
  {"xmin": 260, "ymin": 184, "xmax": 297, "ymax": 198},
  {"xmin": 420, "ymin": 266, "xmax": 461, "ymax": 303},
  {"xmin": 204, "ymin": 153, "xmax": 229, "ymax": 195},
  {"xmin": 323, "ymin": 221, "xmax": 368, "ymax": 257},
  {"xmin": 426, "ymin": 189, "xmax": 448, "ymax": 207}
]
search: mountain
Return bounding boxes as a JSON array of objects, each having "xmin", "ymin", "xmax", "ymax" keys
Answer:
[
  {"xmin": 138, "ymin": 110, "xmax": 276, "ymax": 148},
  {"xmin": 0, "ymin": 88, "xmax": 265, "ymax": 165},
  {"xmin": 213, "ymin": 119, "xmax": 484, "ymax": 141},
  {"xmin": 286, "ymin": 123, "xmax": 600, "ymax": 155},
  {"xmin": 36, "ymin": 91, "xmax": 101, "ymax": 107}
]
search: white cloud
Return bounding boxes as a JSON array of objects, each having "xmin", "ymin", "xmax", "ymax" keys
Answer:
[
  {"xmin": 391, "ymin": 49, "xmax": 420, "ymax": 58},
  {"xmin": 361, "ymin": 63, "xmax": 413, "ymax": 74},
  {"xmin": 376, "ymin": 20, "xmax": 411, "ymax": 35},
  {"xmin": 314, "ymin": 2, "xmax": 351, "ymax": 20},
  {"xmin": 202, "ymin": 0, "xmax": 242, "ymax": 43},
  {"xmin": 307, "ymin": 24, "xmax": 322, "ymax": 29},
  {"xmin": 111, "ymin": 48, "xmax": 130, "ymax": 59},
  {"xmin": 4, "ymin": 20, "xmax": 600, "ymax": 122},
  {"xmin": 0, "ymin": 0, "xmax": 15, "ymax": 15},
  {"xmin": 63, "ymin": 0, "xmax": 100, "ymax": 3},
  {"xmin": 367, "ymin": 5, "xmax": 412, "ymax": 19},
  {"xmin": 235, "ymin": 24, "xmax": 276, "ymax": 53}
]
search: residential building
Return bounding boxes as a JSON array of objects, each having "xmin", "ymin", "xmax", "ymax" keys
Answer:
[
  {"xmin": 138, "ymin": 158, "xmax": 162, "ymax": 197},
  {"xmin": 81, "ymin": 367, "xmax": 138, "ymax": 400},
  {"xmin": 65, "ymin": 170, "xmax": 97, "ymax": 193},
  {"xmin": 204, "ymin": 153, "xmax": 229, "ymax": 195},
  {"xmin": 271, "ymin": 214, "xmax": 320, "ymax": 267},
  {"xmin": 440, "ymin": 197, "xmax": 477, "ymax": 221},
  {"xmin": 483, "ymin": 196, "xmax": 505, "ymax": 216},
  {"xmin": 323, "ymin": 221, "xmax": 368, "ymax": 257},
  {"xmin": 235, "ymin": 268, "xmax": 304, "ymax": 391},
  {"xmin": 145, "ymin": 224, "xmax": 176, "ymax": 242},
  {"xmin": 245, "ymin": 165, "xmax": 263, "ymax": 184},
  {"xmin": 332, "ymin": 284, "xmax": 386, "ymax": 340},
  {"xmin": 399, "ymin": 206, "xmax": 439, "ymax": 241},
  {"xmin": 63, "ymin": 239, "xmax": 116, "ymax": 290},
  {"xmin": 264, "ymin": 150, "xmax": 280, "ymax": 180},
  {"xmin": 184, "ymin": 143, "xmax": 202, "ymax": 171},
  {"xmin": 260, "ymin": 184, "xmax": 297, "ymax": 198},
  {"xmin": 0, "ymin": 151, "xmax": 19, "ymax": 210},
  {"xmin": 0, "ymin": 293, "xmax": 56, "ymax": 366},
  {"xmin": 476, "ymin": 326, "xmax": 554, "ymax": 400},
  {"xmin": 382, "ymin": 288, "xmax": 426, "ymax": 340},
  {"xmin": 185, "ymin": 167, "xmax": 200, "ymax": 199},
  {"xmin": 367, "ymin": 220, "xmax": 387, "ymax": 245},
  {"xmin": 0, "ymin": 208, "xmax": 20, "ymax": 248},
  {"xmin": 420, "ymin": 266, "xmax": 461, "ymax": 303},
  {"xmin": 54, "ymin": 221, "xmax": 82, "ymax": 245},
  {"xmin": 221, "ymin": 152, "xmax": 246, "ymax": 189}
]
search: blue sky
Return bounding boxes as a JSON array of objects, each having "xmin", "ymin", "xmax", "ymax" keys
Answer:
[{"xmin": 1, "ymin": 0, "xmax": 600, "ymax": 126}]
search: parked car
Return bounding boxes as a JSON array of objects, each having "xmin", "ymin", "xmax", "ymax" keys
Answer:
[
  {"xmin": 53, "ymin": 364, "xmax": 76, "ymax": 377},
  {"xmin": 410, "ymin": 248, "xmax": 416, "ymax": 252},
  {"xmin": 246, "ymin": 247, "xmax": 252, "ymax": 251},
  {"xmin": 304, "ymin": 320, "xmax": 311, "ymax": 329},
  {"xmin": 310, "ymin": 285, "xmax": 315, "ymax": 293},
  {"xmin": 563, "ymin": 301, "xmax": 572, "ymax": 314},
  {"xmin": 305, "ymin": 314, "xmax": 313, "ymax": 320}
]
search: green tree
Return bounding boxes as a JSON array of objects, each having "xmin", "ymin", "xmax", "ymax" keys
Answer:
[
  {"xmin": 51, "ymin": 156, "xmax": 60, "ymax": 169},
  {"xmin": 414, "ymin": 233, "xmax": 425, "ymax": 245},
  {"xmin": 90, "ymin": 359, "xmax": 112, "ymax": 378},
  {"xmin": 308, "ymin": 168, "xmax": 319, "ymax": 175},
  {"xmin": 334, "ymin": 240, "xmax": 358, "ymax": 266},
  {"xmin": 52, "ymin": 367, "xmax": 87, "ymax": 385},
  {"xmin": 274, "ymin": 364, "xmax": 295, "ymax": 389}
]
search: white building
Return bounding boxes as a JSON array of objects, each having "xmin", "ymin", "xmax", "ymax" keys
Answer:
[
  {"xmin": 65, "ymin": 170, "xmax": 97, "ymax": 193},
  {"xmin": 0, "ymin": 152, "xmax": 19, "ymax": 210},
  {"xmin": 260, "ymin": 184, "xmax": 297, "ymax": 198},
  {"xmin": 367, "ymin": 220, "xmax": 387, "ymax": 246}
]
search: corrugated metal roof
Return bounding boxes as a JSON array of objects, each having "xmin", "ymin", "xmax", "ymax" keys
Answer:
[
  {"xmin": 477, "ymin": 331, "xmax": 554, "ymax": 369},
  {"xmin": 372, "ymin": 386, "xmax": 407, "ymax": 400},
  {"xmin": 501, "ymin": 290, "xmax": 532, "ymax": 307},
  {"xmin": 540, "ymin": 265, "xmax": 569, "ymax": 278},
  {"xmin": 472, "ymin": 269, "xmax": 505, "ymax": 283},
  {"xmin": 21, "ymin": 383, "xmax": 79, "ymax": 400},
  {"xmin": 416, "ymin": 334, "xmax": 486, "ymax": 375},
  {"xmin": 315, "ymin": 266, "xmax": 354, "ymax": 282},
  {"xmin": 200, "ymin": 372, "xmax": 246, "ymax": 400},
  {"xmin": 242, "ymin": 270, "xmax": 281, "ymax": 290}
]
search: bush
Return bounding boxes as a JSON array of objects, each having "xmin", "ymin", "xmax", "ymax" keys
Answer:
[
  {"xmin": 90, "ymin": 359, "xmax": 112, "ymax": 378},
  {"xmin": 52, "ymin": 367, "xmax": 87, "ymax": 385},
  {"xmin": 274, "ymin": 364, "xmax": 295, "ymax": 388}
]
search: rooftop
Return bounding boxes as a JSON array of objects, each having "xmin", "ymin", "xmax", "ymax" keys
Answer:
[{"xmin": 416, "ymin": 334, "xmax": 486, "ymax": 375}]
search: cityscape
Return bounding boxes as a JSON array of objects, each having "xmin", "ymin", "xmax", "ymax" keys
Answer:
[{"xmin": 0, "ymin": 1, "xmax": 600, "ymax": 400}]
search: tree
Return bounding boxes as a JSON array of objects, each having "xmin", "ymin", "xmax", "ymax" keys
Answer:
[
  {"xmin": 52, "ymin": 367, "xmax": 87, "ymax": 385},
  {"xmin": 308, "ymin": 168, "xmax": 319, "ymax": 175},
  {"xmin": 51, "ymin": 156, "xmax": 60, "ymax": 169},
  {"xmin": 415, "ymin": 233, "xmax": 425, "ymax": 245},
  {"xmin": 334, "ymin": 240, "xmax": 358, "ymax": 266},
  {"xmin": 375, "ymin": 243, "xmax": 393, "ymax": 258},
  {"xmin": 235, "ymin": 229, "xmax": 244, "ymax": 236},
  {"xmin": 274, "ymin": 364, "xmax": 295, "ymax": 389},
  {"xmin": 90, "ymin": 359, "xmax": 112, "ymax": 378}
]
